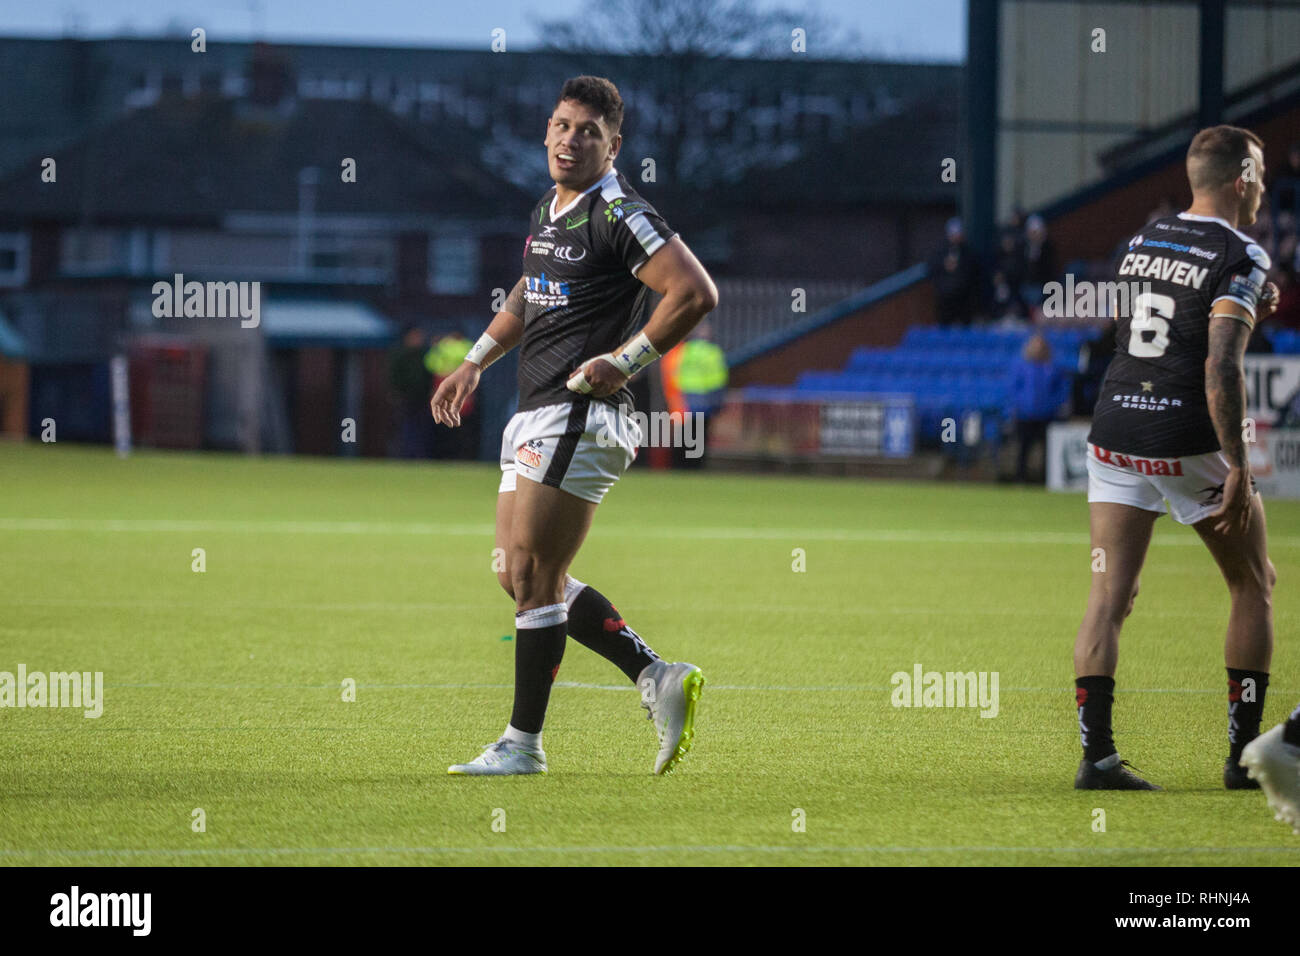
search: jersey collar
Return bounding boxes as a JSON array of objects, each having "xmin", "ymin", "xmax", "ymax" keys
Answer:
[
  {"xmin": 549, "ymin": 168, "xmax": 618, "ymax": 222},
  {"xmin": 1176, "ymin": 211, "xmax": 1255, "ymax": 244}
]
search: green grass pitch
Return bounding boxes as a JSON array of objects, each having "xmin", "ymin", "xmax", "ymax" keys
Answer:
[{"xmin": 1, "ymin": 441, "xmax": 1298, "ymax": 866}]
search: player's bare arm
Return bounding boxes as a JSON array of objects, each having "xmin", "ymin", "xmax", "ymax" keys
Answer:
[
  {"xmin": 569, "ymin": 237, "xmax": 719, "ymax": 399},
  {"xmin": 1204, "ymin": 302, "xmax": 1255, "ymax": 534},
  {"xmin": 431, "ymin": 277, "xmax": 526, "ymax": 427}
]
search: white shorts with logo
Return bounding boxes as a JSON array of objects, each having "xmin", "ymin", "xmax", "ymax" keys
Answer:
[
  {"xmin": 498, "ymin": 401, "xmax": 642, "ymax": 504},
  {"xmin": 1085, "ymin": 443, "xmax": 1245, "ymax": 525}
]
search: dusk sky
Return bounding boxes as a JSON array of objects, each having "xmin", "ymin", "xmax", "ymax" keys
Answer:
[{"xmin": 2, "ymin": 0, "xmax": 966, "ymax": 62}]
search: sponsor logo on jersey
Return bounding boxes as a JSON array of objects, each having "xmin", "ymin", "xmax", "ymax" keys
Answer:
[
  {"xmin": 1117, "ymin": 252, "xmax": 1210, "ymax": 288},
  {"xmin": 603, "ymin": 198, "xmax": 651, "ymax": 223},
  {"xmin": 523, "ymin": 272, "xmax": 571, "ymax": 307},
  {"xmin": 1153, "ymin": 221, "xmax": 1203, "ymax": 236},
  {"xmin": 1128, "ymin": 238, "xmax": 1217, "ymax": 260},
  {"xmin": 528, "ymin": 238, "xmax": 586, "ymax": 262},
  {"xmin": 1227, "ymin": 269, "xmax": 1265, "ymax": 303},
  {"xmin": 1090, "ymin": 444, "xmax": 1185, "ymax": 476},
  {"xmin": 564, "ymin": 213, "xmax": 589, "ymax": 229},
  {"xmin": 516, "ymin": 439, "xmax": 545, "ymax": 469},
  {"xmin": 1109, "ymin": 390, "xmax": 1184, "ymax": 412}
]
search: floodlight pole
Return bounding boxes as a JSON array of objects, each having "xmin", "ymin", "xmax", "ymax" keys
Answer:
[
  {"xmin": 1198, "ymin": 0, "xmax": 1226, "ymax": 129},
  {"xmin": 964, "ymin": 0, "xmax": 999, "ymax": 263}
]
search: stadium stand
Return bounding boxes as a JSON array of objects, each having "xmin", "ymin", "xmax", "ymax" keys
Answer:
[{"xmin": 773, "ymin": 324, "xmax": 1102, "ymax": 445}]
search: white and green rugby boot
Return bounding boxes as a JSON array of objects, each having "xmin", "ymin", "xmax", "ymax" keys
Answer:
[
  {"xmin": 447, "ymin": 738, "xmax": 547, "ymax": 776},
  {"xmin": 638, "ymin": 661, "xmax": 705, "ymax": 775},
  {"xmin": 1240, "ymin": 725, "xmax": 1300, "ymax": 834}
]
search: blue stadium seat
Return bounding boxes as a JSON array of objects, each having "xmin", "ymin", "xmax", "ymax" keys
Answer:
[{"xmin": 1273, "ymin": 330, "xmax": 1300, "ymax": 354}]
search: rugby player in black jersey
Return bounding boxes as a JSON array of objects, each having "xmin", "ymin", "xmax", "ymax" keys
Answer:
[
  {"xmin": 1072, "ymin": 125, "xmax": 1300, "ymax": 798},
  {"xmin": 431, "ymin": 77, "xmax": 718, "ymax": 776}
]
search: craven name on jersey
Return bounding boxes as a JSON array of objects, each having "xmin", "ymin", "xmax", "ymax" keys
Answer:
[{"xmin": 1117, "ymin": 252, "xmax": 1210, "ymax": 289}]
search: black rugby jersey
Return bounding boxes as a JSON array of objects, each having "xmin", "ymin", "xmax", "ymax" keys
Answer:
[
  {"xmin": 515, "ymin": 168, "xmax": 676, "ymax": 414},
  {"xmin": 1088, "ymin": 212, "xmax": 1271, "ymax": 457}
]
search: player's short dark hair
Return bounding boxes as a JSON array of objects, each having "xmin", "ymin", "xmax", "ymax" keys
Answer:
[
  {"xmin": 555, "ymin": 76, "xmax": 624, "ymax": 136},
  {"xmin": 1186, "ymin": 125, "xmax": 1264, "ymax": 191}
]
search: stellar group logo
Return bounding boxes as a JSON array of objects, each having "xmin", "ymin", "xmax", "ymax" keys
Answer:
[{"xmin": 0, "ymin": 664, "xmax": 103, "ymax": 718}]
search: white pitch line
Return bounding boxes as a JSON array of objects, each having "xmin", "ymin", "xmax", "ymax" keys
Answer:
[
  {"xmin": 3, "ymin": 598, "xmax": 499, "ymax": 612},
  {"xmin": 85, "ymin": 682, "xmax": 1300, "ymax": 694},
  {"xmin": 6, "ymin": 598, "xmax": 1271, "ymax": 622},
  {"xmin": 2, "ymin": 516, "xmax": 1296, "ymax": 547},
  {"xmin": 0, "ymin": 845, "xmax": 1295, "ymax": 858}
]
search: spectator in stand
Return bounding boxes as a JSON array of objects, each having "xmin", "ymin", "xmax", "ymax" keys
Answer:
[
  {"xmin": 930, "ymin": 217, "xmax": 981, "ymax": 326},
  {"xmin": 991, "ymin": 226, "xmax": 1027, "ymax": 320},
  {"xmin": 1009, "ymin": 332, "xmax": 1070, "ymax": 483},
  {"xmin": 1021, "ymin": 214, "xmax": 1058, "ymax": 312},
  {"xmin": 389, "ymin": 325, "xmax": 434, "ymax": 459}
]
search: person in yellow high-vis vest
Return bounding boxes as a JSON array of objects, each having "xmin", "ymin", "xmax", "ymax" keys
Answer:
[
  {"xmin": 426, "ymin": 333, "xmax": 477, "ymax": 458},
  {"xmin": 663, "ymin": 325, "xmax": 727, "ymax": 468}
]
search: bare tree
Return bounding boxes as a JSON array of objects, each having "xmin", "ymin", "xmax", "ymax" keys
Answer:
[{"xmin": 531, "ymin": 0, "xmax": 862, "ymax": 200}]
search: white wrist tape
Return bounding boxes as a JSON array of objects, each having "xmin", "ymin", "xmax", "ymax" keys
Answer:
[
  {"xmin": 465, "ymin": 332, "xmax": 499, "ymax": 367},
  {"xmin": 566, "ymin": 332, "xmax": 661, "ymax": 394},
  {"xmin": 610, "ymin": 331, "xmax": 661, "ymax": 376}
]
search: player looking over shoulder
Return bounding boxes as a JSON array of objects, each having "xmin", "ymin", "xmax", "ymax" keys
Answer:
[
  {"xmin": 431, "ymin": 76, "xmax": 718, "ymax": 776},
  {"xmin": 1072, "ymin": 125, "xmax": 1287, "ymax": 791}
]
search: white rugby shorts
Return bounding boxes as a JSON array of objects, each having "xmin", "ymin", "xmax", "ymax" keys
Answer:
[
  {"xmin": 499, "ymin": 400, "xmax": 642, "ymax": 504},
  {"xmin": 1085, "ymin": 442, "xmax": 1254, "ymax": 525}
]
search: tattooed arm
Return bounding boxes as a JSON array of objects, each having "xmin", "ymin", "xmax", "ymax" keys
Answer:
[
  {"xmin": 1204, "ymin": 302, "xmax": 1254, "ymax": 534},
  {"xmin": 500, "ymin": 276, "xmax": 527, "ymax": 326}
]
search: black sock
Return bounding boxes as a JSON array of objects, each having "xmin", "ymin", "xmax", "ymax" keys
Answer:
[
  {"xmin": 1227, "ymin": 668, "xmax": 1270, "ymax": 761},
  {"xmin": 565, "ymin": 580, "xmax": 660, "ymax": 683},
  {"xmin": 508, "ymin": 604, "xmax": 567, "ymax": 735},
  {"xmin": 1284, "ymin": 701, "xmax": 1300, "ymax": 748},
  {"xmin": 1076, "ymin": 676, "xmax": 1116, "ymax": 764}
]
